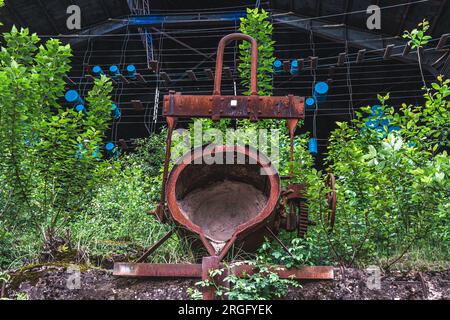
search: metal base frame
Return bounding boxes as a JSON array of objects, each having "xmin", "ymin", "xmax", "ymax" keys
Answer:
[{"xmin": 114, "ymin": 259, "xmax": 334, "ymax": 300}]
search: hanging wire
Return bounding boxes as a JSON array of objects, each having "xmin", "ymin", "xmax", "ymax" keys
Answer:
[
  {"xmin": 111, "ymin": 18, "xmax": 132, "ymax": 143},
  {"xmin": 345, "ymin": 40, "xmax": 355, "ymax": 121},
  {"xmin": 36, "ymin": 0, "xmax": 430, "ymax": 40},
  {"xmin": 309, "ymin": 21, "xmax": 318, "ymax": 139},
  {"xmin": 53, "ymin": 0, "xmax": 441, "ymax": 145}
]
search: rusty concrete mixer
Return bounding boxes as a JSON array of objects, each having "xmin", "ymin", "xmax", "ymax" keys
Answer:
[{"xmin": 114, "ymin": 34, "xmax": 336, "ymax": 298}]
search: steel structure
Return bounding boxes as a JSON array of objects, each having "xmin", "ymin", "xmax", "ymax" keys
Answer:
[
  {"xmin": 128, "ymin": 0, "xmax": 154, "ymax": 70},
  {"xmin": 114, "ymin": 34, "xmax": 336, "ymax": 299}
]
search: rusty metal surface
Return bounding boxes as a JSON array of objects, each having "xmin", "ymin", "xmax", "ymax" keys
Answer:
[
  {"xmin": 214, "ymin": 33, "xmax": 258, "ymax": 96},
  {"xmin": 201, "ymin": 256, "xmax": 221, "ymax": 300},
  {"xmin": 135, "ymin": 230, "xmax": 174, "ymax": 263},
  {"xmin": 297, "ymin": 201, "xmax": 310, "ymax": 238},
  {"xmin": 231, "ymin": 265, "xmax": 335, "ymax": 280},
  {"xmin": 113, "ymin": 262, "xmax": 334, "ymax": 280},
  {"xmin": 113, "ymin": 263, "xmax": 203, "ymax": 278},
  {"xmin": 163, "ymin": 94, "xmax": 305, "ymax": 121},
  {"xmin": 285, "ymin": 183, "xmax": 307, "ymax": 200},
  {"xmin": 166, "ymin": 145, "xmax": 280, "ymax": 259},
  {"xmin": 278, "ymin": 183, "xmax": 312, "ymax": 237},
  {"xmin": 163, "ymin": 33, "xmax": 304, "ymax": 122}
]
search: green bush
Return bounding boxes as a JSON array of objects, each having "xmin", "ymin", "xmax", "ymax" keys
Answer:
[
  {"xmin": 239, "ymin": 8, "xmax": 275, "ymax": 96},
  {"xmin": 70, "ymin": 163, "xmax": 193, "ymax": 264},
  {"xmin": 0, "ymin": 27, "xmax": 115, "ymax": 268},
  {"xmin": 190, "ymin": 244, "xmax": 299, "ymax": 300},
  {"xmin": 302, "ymin": 89, "xmax": 450, "ymax": 268},
  {"xmin": 70, "ymin": 133, "xmax": 194, "ymax": 264}
]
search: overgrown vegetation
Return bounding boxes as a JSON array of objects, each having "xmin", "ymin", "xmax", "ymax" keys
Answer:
[
  {"xmin": 189, "ymin": 244, "xmax": 299, "ymax": 300},
  {"xmin": 0, "ymin": 8, "xmax": 448, "ymax": 301},
  {"xmin": 0, "ymin": 26, "xmax": 118, "ymax": 267},
  {"xmin": 0, "ymin": 27, "xmax": 190, "ymax": 269},
  {"xmin": 70, "ymin": 132, "xmax": 194, "ymax": 264},
  {"xmin": 238, "ymin": 8, "xmax": 275, "ymax": 96}
]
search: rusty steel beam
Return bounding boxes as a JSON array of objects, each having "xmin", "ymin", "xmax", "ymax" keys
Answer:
[
  {"xmin": 163, "ymin": 94, "xmax": 305, "ymax": 121},
  {"xmin": 114, "ymin": 262, "xmax": 334, "ymax": 280},
  {"xmin": 114, "ymin": 263, "xmax": 203, "ymax": 278},
  {"xmin": 136, "ymin": 229, "xmax": 174, "ymax": 263},
  {"xmin": 231, "ymin": 265, "xmax": 334, "ymax": 280},
  {"xmin": 202, "ymin": 256, "xmax": 220, "ymax": 300}
]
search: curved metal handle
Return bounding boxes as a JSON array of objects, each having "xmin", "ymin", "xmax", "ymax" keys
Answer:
[{"xmin": 214, "ymin": 33, "xmax": 258, "ymax": 96}]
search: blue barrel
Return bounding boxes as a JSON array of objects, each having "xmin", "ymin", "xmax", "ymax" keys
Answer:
[
  {"xmin": 105, "ymin": 142, "xmax": 118, "ymax": 157},
  {"xmin": 379, "ymin": 118, "xmax": 390, "ymax": 128},
  {"xmin": 365, "ymin": 118, "xmax": 379, "ymax": 129},
  {"xmin": 111, "ymin": 104, "xmax": 122, "ymax": 120},
  {"xmin": 126, "ymin": 64, "xmax": 137, "ymax": 78},
  {"xmin": 92, "ymin": 65, "xmax": 104, "ymax": 76},
  {"xmin": 305, "ymin": 97, "xmax": 316, "ymax": 111},
  {"xmin": 314, "ymin": 82, "xmax": 329, "ymax": 103},
  {"xmin": 273, "ymin": 59, "xmax": 283, "ymax": 74},
  {"xmin": 75, "ymin": 104, "xmax": 87, "ymax": 114},
  {"xmin": 290, "ymin": 59, "xmax": 299, "ymax": 75},
  {"xmin": 65, "ymin": 90, "xmax": 84, "ymax": 105},
  {"xmin": 308, "ymin": 138, "xmax": 318, "ymax": 156},
  {"xmin": 75, "ymin": 143, "xmax": 85, "ymax": 160},
  {"xmin": 388, "ymin": 126, "xmax": 401, "ymax": 133},
  {"xmin": 371, "ymin": 105, "xmax": 384, "ymax": 117},
  {"xmin": 109, "ymin": 65, "xmax": 120, "ymax": 77}
]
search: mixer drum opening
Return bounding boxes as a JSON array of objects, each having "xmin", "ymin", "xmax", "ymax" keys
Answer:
[
  {"xmin": 166, "ymin": 146, "xmax": 280, "ymax": 249},
  {"xmin": 176, "ymin": 163, "xmax": 270, "ymax": 242}
]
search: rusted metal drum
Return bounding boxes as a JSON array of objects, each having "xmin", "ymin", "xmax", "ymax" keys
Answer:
[{"xmin": 166, "ymin": 145, "xmax": 280, "ymax": 260}]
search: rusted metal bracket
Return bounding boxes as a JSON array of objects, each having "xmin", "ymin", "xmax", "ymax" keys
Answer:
[
  {"xmin": 114, "ymin": 260, "xmax": 334, "ymax": 300},
  {"xmin": 163, "ymin": 94, "xmax": 305, "ymax": 121},
  {"xmin": 135, "ymin": 229, "xmax": 175, "ymax": 263},
  {"xmin": 114, "ymin": 262, "xmax": 334, "ymax": 280}
]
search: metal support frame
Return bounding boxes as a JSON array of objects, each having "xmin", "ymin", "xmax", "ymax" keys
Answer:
[
  {"xmin": 66, "ymin": 11, "xmax": 246, "ymax": 46},
  {"xmin": 128, "ymin": 1, "xmax": 154, "ymax": 70},
  {"xmin": 128, "ymin": 0, "xmax": 151, "ymax": 15},
  {"xmin": 273, "ymin": 11, "xmax": 442, "ymax": 75},
  {"xmin": 113, "ymin": 33, "xmax": 333, "ymax": 299},
  {"xmin": 114, "ymin": 259, "xmax": 334, "ymax": 300},
  {"xmin": 114, "ymin": 262, "xmax": 334, "ymax": 280}
]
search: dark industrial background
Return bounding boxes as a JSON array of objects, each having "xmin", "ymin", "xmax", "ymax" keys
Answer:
[{"xmin": 1, "ymin": 0, "xmax": 449, "ymax": 163}]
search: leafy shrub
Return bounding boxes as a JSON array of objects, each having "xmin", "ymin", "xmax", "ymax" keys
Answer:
[
  {"xmin": 189, "ymin": 245, "xmax": 299, "ymax": 300},
  {"xmin": 71, "ymin": 132, "xmax": 194, "ymax": 264},
  {"xmin": 0, "ymin": 27, "xmax": 115, "ymax": 267},
  {"xmin": 302, "ymin": 88, "xmax": 449, "ymax": 268},
  {"xmin": 239, "ymin": 8, "xmax": 275, "ymax": 96},
  {"xmin": 71, "ymin": 164, "xmax": 193, "ymax": 263}
]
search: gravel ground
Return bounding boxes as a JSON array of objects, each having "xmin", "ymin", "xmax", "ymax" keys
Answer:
[{"xmin": 4, "ymin": 265, "xmax": 449, "ymax": 300}]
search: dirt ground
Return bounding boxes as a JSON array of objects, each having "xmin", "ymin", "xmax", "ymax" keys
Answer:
[{"xmin": 3, "ymin": 265, "xmax": 449, "ymax": 300}]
